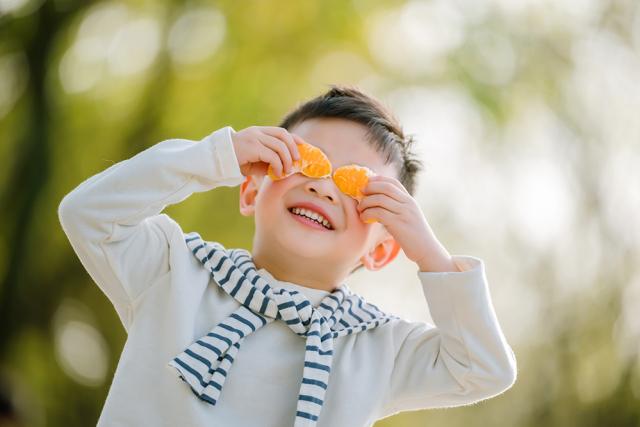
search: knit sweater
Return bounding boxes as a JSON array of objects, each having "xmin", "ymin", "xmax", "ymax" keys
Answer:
[{"xmin": 57, "ymin": 125, "xmax": 517, "ymax": 427}]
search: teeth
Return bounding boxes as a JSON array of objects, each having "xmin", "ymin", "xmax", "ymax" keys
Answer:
[{"xmin": 291, "ymin": 207, "xmax": 332, "ymax": 229}]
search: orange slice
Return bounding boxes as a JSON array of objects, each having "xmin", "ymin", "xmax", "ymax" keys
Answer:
[
  {"xmin": 332, "ymin": 164, "xmax": 375, "ymax": 201},
  {"xmin": 332, "ymin": 165, "xmax": 379, "ymax": 223},
  {"xmin": 267, "ymin": 142, "xmax": 332, "ymax": 181}
]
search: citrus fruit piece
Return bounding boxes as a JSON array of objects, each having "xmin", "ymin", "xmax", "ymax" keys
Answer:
[
  {"xmin": 332, "ymin": 164, "xmax": 375, "ymax": 200},
  {"xmin": 332, "ymin": 165, "xmax": 379, "ymax": 223},
  {"xmin": 267, "ymin": 142, "xmax": 332, "ymax": 181}
]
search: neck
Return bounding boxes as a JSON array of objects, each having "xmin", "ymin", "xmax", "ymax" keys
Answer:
[{"xmin": 251, "ymin": 246, "xmax": 345, "ymax": 293}]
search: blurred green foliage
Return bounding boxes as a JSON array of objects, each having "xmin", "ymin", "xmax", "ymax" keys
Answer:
[{"xmin": 1, "ymin": 0, "xmax": 640, "ymax": 426}]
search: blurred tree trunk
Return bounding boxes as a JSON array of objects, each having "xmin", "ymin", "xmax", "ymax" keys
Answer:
[
  {"xmin": 0, "ymin": 0, "xmax": 177, "ymax": 359},
  {"xmin": 0, "ymin": 1, "xmax": 93, "ymax": 357}
]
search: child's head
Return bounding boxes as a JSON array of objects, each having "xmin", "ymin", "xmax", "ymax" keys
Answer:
[{"xmin": 239, "ymin": 84, "xmax": 424, "ymax": 289}]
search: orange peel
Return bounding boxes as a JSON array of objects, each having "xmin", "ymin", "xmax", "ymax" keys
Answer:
[
  {"xmin": 267, "ymin": 142, "xmax": 332, "ymax": 181},
  {"xmin": 333, "ymin": 165, "xmax": 379, "ymax": 224}
]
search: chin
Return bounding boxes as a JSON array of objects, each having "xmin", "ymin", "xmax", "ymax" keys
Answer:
[{"xmin": 276, "ymin": 229, "xmax": 331, "ymax": 255}]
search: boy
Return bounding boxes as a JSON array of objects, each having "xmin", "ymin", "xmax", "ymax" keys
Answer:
[{"xmin": 58, "ymin": 84, "xmax": 517, "ymax": 426}]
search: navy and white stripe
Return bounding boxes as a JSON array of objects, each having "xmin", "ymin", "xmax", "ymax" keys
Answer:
[{"xmin": 168, "ymin": 232, "xmax": 401, "ymax": 427}]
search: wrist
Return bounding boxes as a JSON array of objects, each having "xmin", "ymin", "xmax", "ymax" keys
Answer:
[{"xmin": 416, "ymin": 252, "xmax": 459, "ymax": 273}]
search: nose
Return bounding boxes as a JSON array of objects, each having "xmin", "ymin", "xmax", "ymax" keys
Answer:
[{"xmin": 304, "ymin": 178, "xmax": 340, "ymax": 204}]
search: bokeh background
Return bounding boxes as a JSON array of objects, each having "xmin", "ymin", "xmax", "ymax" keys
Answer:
[{"xmin": 1, "ymin": 0, "xmax": 639, "ymax": 425}]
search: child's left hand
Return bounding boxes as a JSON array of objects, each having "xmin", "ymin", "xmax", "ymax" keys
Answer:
[{"xmin": 357, "ymin": 175, "xmax": 458, "ymax": 272}]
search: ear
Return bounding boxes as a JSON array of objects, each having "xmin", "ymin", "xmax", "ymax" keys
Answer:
[
  {"xmin": 239, "ymin": 175, "xmax": 261, "ymax": 216},
  {"xmin": 360, "ymin": 234, "xmax": 401, "ymax": 271}
]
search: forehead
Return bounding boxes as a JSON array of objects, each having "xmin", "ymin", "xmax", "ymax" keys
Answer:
[{"xmin": 289, "ymin": 117, "xmax": 397, "ymax": 177}]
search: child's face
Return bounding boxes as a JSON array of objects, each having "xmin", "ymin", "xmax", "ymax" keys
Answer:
[{"xmin": 239, "ymin": 117, "xmax": 401, "ymax": 285}]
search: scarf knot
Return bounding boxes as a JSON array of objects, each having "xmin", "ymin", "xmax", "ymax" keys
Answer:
[{"xmin": 168, "ymin": 232, "xmax": 400, "ymax": 426}]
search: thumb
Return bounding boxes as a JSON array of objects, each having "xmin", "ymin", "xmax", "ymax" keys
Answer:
[{"xmin": 245, "ymin": 162, "xmax": 269, "ymax": 178}]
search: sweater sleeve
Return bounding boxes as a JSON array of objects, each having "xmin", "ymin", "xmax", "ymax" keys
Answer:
[
  {"xmin": 380, "ymin": 255, "xmax": 517, "ymax": 417},
  {"xmin": 57, "ymin": 126, "xmax": 245, "ymax": 331}
]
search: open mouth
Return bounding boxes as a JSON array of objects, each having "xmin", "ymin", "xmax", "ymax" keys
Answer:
[{"xmin": 287, "ymin": 207, "xmax": 334, "ymax": 231}]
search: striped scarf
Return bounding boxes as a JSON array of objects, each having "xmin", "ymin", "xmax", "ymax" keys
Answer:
[{"xmin": 167, "ymin": 232, "xmax": 400, "ymax": 427}]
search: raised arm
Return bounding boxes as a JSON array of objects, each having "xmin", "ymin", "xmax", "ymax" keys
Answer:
[
  {"xmin": 380, "ymin": 255, "xmax": 517, "ymax": 417},
  {"xmin": 57, "ymin": 126, "xmax": 245, "ymax": 330}
]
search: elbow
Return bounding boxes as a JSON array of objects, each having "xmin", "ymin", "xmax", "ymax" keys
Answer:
[
  {"xmin": 58, "ymin": 194, "xmax": 75, "ymax": 224},
  {"xmin": 489, "ymin": 346, "xmax": 518, "ymax": 395},
  {"xmin": 465, "ymin": 345, "xmax": 517, "ymax": 400},
  {"xmin": 494, "ymin": 364, "xmax": 517, "ymax": 395},
  {"xmin": 58, "ymin": 193, "xmax": 83, "ymax": 236}
]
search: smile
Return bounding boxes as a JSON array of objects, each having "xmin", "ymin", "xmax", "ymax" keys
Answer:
[{"xmin": 287, "ymin": 208, "xmax": 334, "ymax": 232}]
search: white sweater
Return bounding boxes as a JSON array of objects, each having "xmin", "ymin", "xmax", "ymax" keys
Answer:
[{"xmin": 57, "ymin": 125, "xmax": 517, "ymax": 427}]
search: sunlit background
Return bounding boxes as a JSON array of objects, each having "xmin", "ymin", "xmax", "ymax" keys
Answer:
[{"xmin": 1, "ymin": 0, "xmax": 639, "ymax": 425}]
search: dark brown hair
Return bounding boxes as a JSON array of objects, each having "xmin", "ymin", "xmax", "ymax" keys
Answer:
[
  {"xmin": 278, "ymin": 84, "xmax": 424, "ymax": 196},
  {"xmin": 278, "ymin": 84, "xmax": 425, "ymax": 274}
]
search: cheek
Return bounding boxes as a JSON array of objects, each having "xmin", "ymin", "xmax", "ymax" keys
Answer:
[
  {"xmin": 346, "ymin": 209, "xmax": 368, "ymax": 234},
  {"xmin": 255, "ymin": 180, "xmax": 296, "ymax": 217},
  {"xmin": 258, "ymin": 179, "xmax": 288, "ymax": 199}
]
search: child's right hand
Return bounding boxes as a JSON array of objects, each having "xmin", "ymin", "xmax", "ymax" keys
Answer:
[{"xmin": 231, "ymin": 126, "xmax": 304, "ymax": 178}]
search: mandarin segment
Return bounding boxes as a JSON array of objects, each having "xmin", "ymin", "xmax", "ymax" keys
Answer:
[
  {"xmin": 297, "ymin": 143, "xmax": 332, "ymax": 177},
  {"xmin": 332, "ymin": 165, "xmax": 379, "ymax": 223},
  {"xmin": 267, "ymin": 142, "xmax": 332, "ymax": 181},
  {"xmin": 302, "ymin": 161, "xmax": 331, "ymax": 178},
  {"xmin": 332, "ymin": 165, "xmax": 375, "ymax": 201},
  {"xmin": 267, "ymin": 158, "xmax": 303, "ymax": 181}
]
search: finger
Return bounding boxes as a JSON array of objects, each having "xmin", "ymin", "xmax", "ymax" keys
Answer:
[
  {"xmin": 367, "ymin": 175, "xmax": 407, "ymax": 193},
  {"xmin": 291, "ymin": 134, "xmax": 307, "ymax": 160},
  {"xmin": 368, "ymin": 175, "xmax": 407, "ymax": 193},
  {"xmin": 260, "ymin": 135, "xmax": 293, "ymax": 174},
  {"xmin": 291, "ymin": 133, "xmax": 306, "ymax": 146},
  {"xmin": 357, "ymin": 194, "xmax": 403, "ymax": 215},
  {"xmin": 263, "ymin": 127, "xmax": 301, "ymax": 162},
  {"xmin": 258, "ymin": 143, "xmax": 285, "ymax": 177},
  {"xmin": 359, "ymin": 206, "xmax": 392, "ymax": 224},
  {"xmin": 247, "ymin": 162, "xmax": 269, "ymax": 177},
  {"xmin": 362, "ymin": 181, "xmax": 407, "ymax": 204}
]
